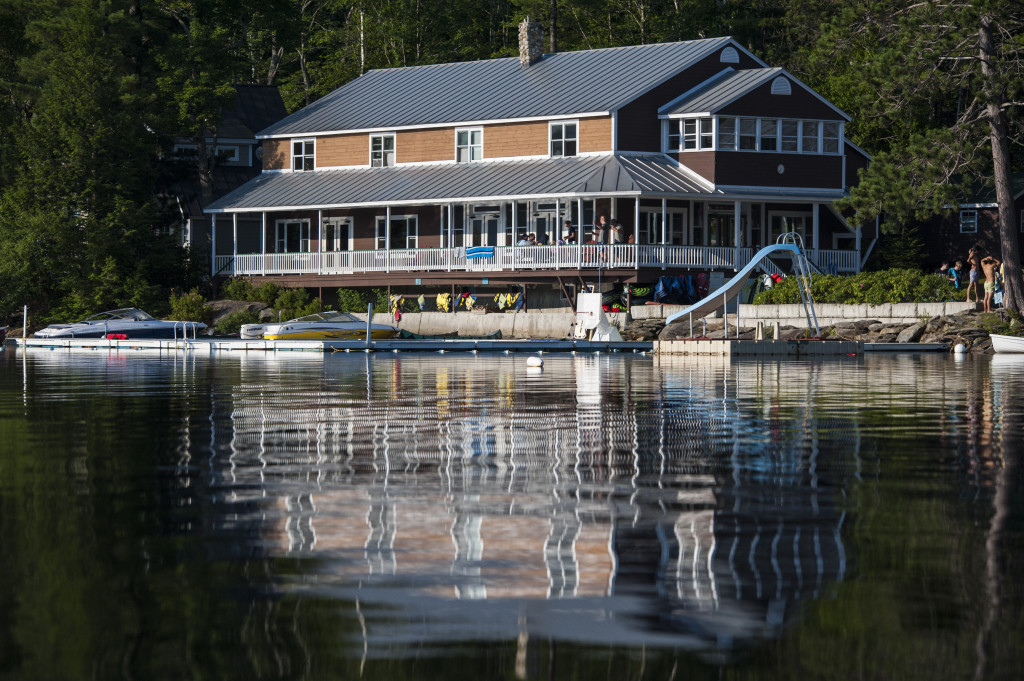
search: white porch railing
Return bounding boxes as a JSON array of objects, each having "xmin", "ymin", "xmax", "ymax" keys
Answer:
[{"xmin": 214, "ymin": 244, "xmax": 859, "ymax": 278}]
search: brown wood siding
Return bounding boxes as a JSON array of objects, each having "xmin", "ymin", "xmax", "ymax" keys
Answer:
[
  {"xmin": 483, "ymin": 120, "xmax": 548, "ymax": 158},
  {"xmin": 317, "ymin": 133, "xmax": 368, "ymax": 167},
  {"xmin": 580, "ymin": 116, "xmax": 612, "ymax": 153},
  {"xmin": 714, "ymin": 152, "xmax": 842, "ymax": 189},
  {"xmin": 678, "ymin": 152, "xmax": 716, "ymax": 182},
  {"xmin": 719, "ymin": 81, "xmax": 845, "ymax": 120},
  {"xmin": 844, "ymin": 141, "xmax": 870, "ymax": 189},
  {"xmin": 617, "ymin": 49, "xmax": 762, "ymax": 152},
  {"xmin": 398, "ymin": 128, "xmax": 453, "ymax": 163},
  {"xmin": 263, "ymin": 139, "xmax": 289, "ymax": 170}
]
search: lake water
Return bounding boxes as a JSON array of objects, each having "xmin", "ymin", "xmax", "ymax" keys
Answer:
[{"xmin": 1, "ymin": 348, "xmax": 1022, "ymax": 680}]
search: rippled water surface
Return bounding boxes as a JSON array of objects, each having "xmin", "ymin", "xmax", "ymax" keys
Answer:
[{"xmin": 1, "ymin": 349, "xmax": 1022, "ymax": 680}]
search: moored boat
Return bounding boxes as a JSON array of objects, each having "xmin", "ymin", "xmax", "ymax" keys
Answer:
[
  {"xmin": 991, "ymin": 333, "xmax": 1024, "ymax": 354},
  {"xmin": 262, "ymin": 311, "xmax": 397, "ymax": 340},
  {"xmin": 33, "ymin": 308, "xmax": 206, "ymax": 339}
]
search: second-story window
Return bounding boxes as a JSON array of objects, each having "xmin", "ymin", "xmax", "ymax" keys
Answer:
[
  {"xmin": 456, "ymin": 128, "xmax": 483, "ymax": 162},
  {"xmin": 371, "ymin": 134, "xmax": 395, "ymax": 167},
  {"xmin": 292, "ymin": 139, "xmax": 315, "ymax": 171},
  {"xmin": 550, "ymin": 121, "xmax": 577, "ymax": 157},
  {"xmin": 960, "ymin": 210, "xmax": 978, "ymax": 234},
  {"xmin": 674, "ymin": 118, "xmax": 713, "ymax": 150}
]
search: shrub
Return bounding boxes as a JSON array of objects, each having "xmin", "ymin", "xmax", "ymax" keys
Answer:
[
  {"xmin": 221, "ymin": 277, "xmax": 254, "ymax": 301},
  {"xmin": 274, "ymin": 288, "xmax": 323, "ymax": 320},
  {"xmin": 252, "ymin": 282, "xmax": 281, "ymax": 306},
  {"xmin": 169, "ymin": 288, "xmax": 210, "ymax": 323},
  {"xmin": 215, "ymin": 309, "xmax": 262, "ymax": 335},
  {"xmin": 336, "ymin": 288, "xmax": 367, "ymax": 312},
  {"xmin": 752, "ymin": 268, "xmax": 962, "ymax": 305}
]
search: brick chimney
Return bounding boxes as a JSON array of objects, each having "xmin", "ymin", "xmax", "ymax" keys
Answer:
[{"xmin": 518, "ymin": 18, "xmax": 543, "ymax": 67}]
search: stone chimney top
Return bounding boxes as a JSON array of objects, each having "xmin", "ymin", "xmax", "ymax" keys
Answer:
[{"xmin": 518, "ymin": 18, "xmax": 543, "ymax": 67}]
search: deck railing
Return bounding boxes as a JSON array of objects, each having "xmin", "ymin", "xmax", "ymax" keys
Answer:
[{"xmin": 214, "ymin": 245, "xmax": 859, "ymax": 278}]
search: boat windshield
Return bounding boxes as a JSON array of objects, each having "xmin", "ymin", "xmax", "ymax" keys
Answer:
[
  {"xmin": 290, "ymin": 311, "xmax": 360, "ymax": 323},
  {"xmin": 82, "ymin": 308, "xmax": 156, "ymax": 322}
]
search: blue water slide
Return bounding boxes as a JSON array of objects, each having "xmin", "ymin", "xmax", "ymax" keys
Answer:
[{"xmin": 664, "ymin": 243, "xmax": 800, "ymax": 326}]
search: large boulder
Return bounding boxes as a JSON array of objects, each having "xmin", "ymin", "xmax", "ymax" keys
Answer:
[{"xmin": 896, "ymin": 322, "xmax": 925, "ymax": 343}]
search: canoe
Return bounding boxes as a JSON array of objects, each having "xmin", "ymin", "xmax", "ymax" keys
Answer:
[{"xmin": 991, "ymin": 334, "xmax": 1024, "ymax": 353}]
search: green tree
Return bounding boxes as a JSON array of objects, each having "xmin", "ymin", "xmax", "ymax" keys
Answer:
[
  {"xmin": 0, "ymin": 0, "xmax": 187, "ymax": 321},
  {"xmin": 805, "ymin": 1, "xmax": 1023, "ymax": 310}
]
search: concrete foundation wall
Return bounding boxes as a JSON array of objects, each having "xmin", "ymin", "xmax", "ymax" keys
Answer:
[{"xmin": 360, "ymin": 301, "xmax": 979, "ymax": 339}]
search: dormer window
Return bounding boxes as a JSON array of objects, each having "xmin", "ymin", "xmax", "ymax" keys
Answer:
[
  {"xmin": 371, "ymin": 133, "xmax": 395, "ymax": 167},
  {"xmin": 668, "ymin": 118, "xmax": 712, "ymax": 151},
  {"xmin": 291, "ymin": 139, "xmax": 315, "ymax": 171},
  {"xmin": 550, "ymin": 121, "xmax": 578, "ymax": 157},
  {"xmin": 456, "ymin": 128, "xmax": 483, "ymax": 162}
]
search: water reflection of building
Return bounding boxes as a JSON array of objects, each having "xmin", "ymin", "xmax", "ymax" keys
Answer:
[{"xmin": 211, "ymin": 353, "xmax": 856, "ymax": 649}]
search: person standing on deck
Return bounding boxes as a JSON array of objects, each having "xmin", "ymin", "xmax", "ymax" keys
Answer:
[{"xmin": 594, "ymin": 215, "xmax": 608, "ymax": 243}]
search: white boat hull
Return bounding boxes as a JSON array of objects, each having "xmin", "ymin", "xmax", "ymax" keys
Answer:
[{"xmin": 991, "ymin": 334, "xmax": 1024, "ymax": 353}]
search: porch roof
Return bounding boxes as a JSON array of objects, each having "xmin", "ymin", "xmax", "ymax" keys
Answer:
[{"xmin": 205, "ymin": 154, "xmax": 723, "ymax": 213}]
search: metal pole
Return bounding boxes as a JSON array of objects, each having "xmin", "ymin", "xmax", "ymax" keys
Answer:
[
  {"xmin": 689, "ymin": 312, "xmax": 693, "ymax": 339},
  {"xmin": 723, "ymin": 292, "xmax": 728, "ymax": 337},
  {"xmin": 23, "ymin": 305, "xmax": 27, "ymax": 340},
  {"xmin": 365, "ymin": 302, "xmax": 374, "ymax": 347}
]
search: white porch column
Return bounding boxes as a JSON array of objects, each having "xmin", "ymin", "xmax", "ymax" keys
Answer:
[
  {"xmin": 385, "ymin": 205, "xmax": 391, "ymax": 273},
  {"xmin": 855, "ymin": 224, "xmax": 862, "ymax": 272},
  {"xmin": 576, "ymin": 198, "xmax": 583, "ymax": 268},
  {"xmin": 661, "ymin": 199, "xmax": 667, "ymax": 245},
  {"xmin": 688, "ymin": 202, "xmax": 694, "ymax": 244},
  {"xmin": 554, "ymin": 198, "xmax": 560, "ymax": 244},
  {"xmin": 448, "ymin": 203, "xmax": 454, "ymax": 271},
  {"xmin": 733, "ymin": 200, "xmax": 742, "ymax": 269},
  {"xmin": 812, "ymin": 202, "xmax": 820, "ymax": 250},
  {"xmin": 318, "ymin": 209, "xmax": 323, "ymax": 275},
  {"xmin": 260, "ymin": 212, "xmax": 266, "ymax": 277},
  {"xmin": 232, "ymin": 212, "xmax": 237, "ymax": 259},
  {"xmin": 210, "ymin": 214, "xmax": 217, "ymax": 278}
]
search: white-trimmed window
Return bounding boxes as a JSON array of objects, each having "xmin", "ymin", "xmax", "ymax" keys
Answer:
[
  {"xmin": 550, "ymin": 121, "xmax": 577, "ymax": 157},
  {"xmin": 822, "ymin": 122, "xmax": 841, "ymax": 154},
  {"xmin": 760, "ymin": 119, "xmax": 778, "ymax": 151},
  {"xmin": 456, "ymin": 128, "xmax": 483, "ymax": 162},
  {"xmin": 739, "ymin": 118, "xmax": 757, "ymax": 150},
  {"xmin": 960, "ymin": 210, "xmax": 978, "ymax": 234},
  {"xmin": 801, "ymin": 121, "xmax": 819, "ymax": 153},
  {"xmin": 375, "ymin": 215, "xmax": 418, "ymax": 249},
  {"xmin": 672, "ymin": 118, "xmax": 713, "ymax": 150},
  {"xmin": 371, "ymin": 134, "xmax": 395, "ymax": 167},
  {"xmin": 718, "ymin": 117, "xmax": 736, "ymax": 150},
  {"xmin": 781, "ymin": 120, "xmax": 799, "ymax": 152},
  {"xmin": 291, "ymin": 139, "xmax": 315, "ymax": 171},
  {"xmin": 275, "ymin": 219, "xmax": 311, "ymax": 252}
]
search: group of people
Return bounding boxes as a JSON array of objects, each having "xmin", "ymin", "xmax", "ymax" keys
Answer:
[
  {"xmin": 937, "ymin": 246, "xmax": 1003, "ymax": 313},
  {"xmin": 516, "ymin": 214, "xmax": 634, "ymax": 246}
]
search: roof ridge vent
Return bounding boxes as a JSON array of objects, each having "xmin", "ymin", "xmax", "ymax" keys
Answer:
[
  {"xmin": 770, "ymin": 75, "xmax": 791, "ymax": 95},
  {"xmin": 519, "ymin": 17, "xmax": 544, "ymax": 67}
]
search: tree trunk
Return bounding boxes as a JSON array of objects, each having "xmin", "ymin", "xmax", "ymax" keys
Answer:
[
  {"xmin": 549, "ymin": 0, "xmax": 557, "ymax": 53},
  {"xmin": 980, "ymin": 15, "xmax": 1023, "ymax": 313}
]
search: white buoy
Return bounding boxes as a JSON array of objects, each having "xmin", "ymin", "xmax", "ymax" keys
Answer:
[
  {"xmin": 954, "ymin": 343, "xmax": 966, "ymax": 354},
  {"xmin": 526, "ymin": 356, "xmax": 544, "ymax": 367},
  {"xmin": 439, "ymin": 349, "xmax": 445, "ymax": 354}
]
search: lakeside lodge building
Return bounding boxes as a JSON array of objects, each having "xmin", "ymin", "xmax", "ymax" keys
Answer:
[{"xmin": 205, "ymin": 24, "xmax": 873, "ymax": 308}]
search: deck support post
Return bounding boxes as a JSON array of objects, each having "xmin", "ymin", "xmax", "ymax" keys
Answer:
[
  {"xmin": 733, "ymin": 200, "xmax": 742, "ymax": 270},
  {"xmin": 211, "ymin": 214, "xmax": 217, "ymax": 278}
]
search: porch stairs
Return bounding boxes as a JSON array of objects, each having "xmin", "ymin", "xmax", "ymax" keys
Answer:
[{"xmin": 665, "ymin": 233, "xmax": 820, "ymax": 337}]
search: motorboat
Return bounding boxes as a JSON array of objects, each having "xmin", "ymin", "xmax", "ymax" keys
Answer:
[
  {"xmin": 990, "ymin": 333, "xmax": 1024, "ymax": 353},
  {"xmin": 33, "ymin": 308, "xmax": 206, "ymax": 339},
  {"xmin": 261, "ymin": 311, "xmax": 397, "ymax": 340}
]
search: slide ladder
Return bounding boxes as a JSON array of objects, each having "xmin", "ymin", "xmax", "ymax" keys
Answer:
[{"xmin": 665, "ymin": 233, "xmax": 820, "ymax": 337}]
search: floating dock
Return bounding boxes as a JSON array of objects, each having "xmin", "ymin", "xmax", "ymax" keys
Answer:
[
  {"xmin": 654, "ymin": 339, "xmax": 863, "ymax": 356},
  {"xmin": 8, "ymin": 336, "xmax": 654, "ymax": 354}
]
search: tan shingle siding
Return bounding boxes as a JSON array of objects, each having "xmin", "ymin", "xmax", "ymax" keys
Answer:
[
  {"xmin": 483, "ymin": 121, "xmax": 548, "ymax": 158},
  {"xmin": 263, "ymin": 139, "xmax": 289, "ymax": 170},
  {"xmin": 580, "ymin": 116, "xmax": 612, "ymax": 153},
  {"xmin": 398, "ymin": 129, "xmax": 453, "ymax": 163},
  {"xmin": 318, "ymin": 133, "xmax": 369, "ymax": 167}
]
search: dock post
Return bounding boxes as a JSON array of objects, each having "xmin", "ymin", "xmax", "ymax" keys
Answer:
[
  {"xmin": 365, "ymin": 303, "xmax": 374, "ymax": 348},
  {"xmin": 23, "ymin": 305, "xmax": 27, "ymax": 340}
]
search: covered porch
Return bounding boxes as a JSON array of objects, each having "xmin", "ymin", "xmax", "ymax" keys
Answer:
[{"xmin": 206, "ymin": 154, "xmax": 868, "ymax": 282}]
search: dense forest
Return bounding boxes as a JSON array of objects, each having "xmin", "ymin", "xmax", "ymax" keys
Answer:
[{"xmin": 0, "ymin": 0, "xmax": 1021, "ymax": 321}]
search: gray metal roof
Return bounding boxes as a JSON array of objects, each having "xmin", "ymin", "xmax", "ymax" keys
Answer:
[
  {"xmin": 662, "ymin": 68, "xmax": 851, "ymax": 121},
  {"xmin": 205, "ymin": 155, "xmax": 721, "ymax": 212},
  {"xmin": 259, "ymin": 38, "xmax": 740, "ymax": 137}
]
